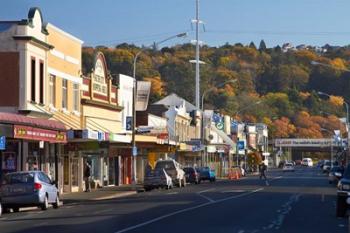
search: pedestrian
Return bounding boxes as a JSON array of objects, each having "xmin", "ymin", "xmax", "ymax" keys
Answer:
[
  {"xmin": 84, "ymin": 161, "xmax": 91, "ymax": 192},
  {"xmin": 259, "ymin": 162, "xmax": 269, "ymax": 185}
]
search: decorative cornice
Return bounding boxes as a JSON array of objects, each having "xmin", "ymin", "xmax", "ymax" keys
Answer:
[
  {"xmin": 13, "ymin": 36, "xmax": 54, "ymax": 50},
  {"xmin": 81, "ymin": 99, "xmax": 124, "ymax": 111}
]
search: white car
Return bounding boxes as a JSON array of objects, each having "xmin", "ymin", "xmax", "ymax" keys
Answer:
[
  {"xmin": 302, "ymin": 158, "xmax": 313, "ymax": 167},
  {"xmin": 283, "ymin": 163, "xmax": 295, "ymax": 172}
]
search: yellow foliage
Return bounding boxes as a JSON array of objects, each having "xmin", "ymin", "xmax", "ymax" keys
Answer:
[
  {"xmin": 329, "ymin": 95, "xmax": 344, "ymax": 107},
  {"xmin": 299, "ymin": 92, "xmax": 310, "ymax": 100},
  {"xmin": 143, "ymin": 76, "xmax": 164, "ymax": 96},
  {"xmin": 331, "ymin": 58, "xmax": 347, "ymax": 70}
]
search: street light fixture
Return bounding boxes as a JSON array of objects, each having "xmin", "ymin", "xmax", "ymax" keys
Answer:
[
  {"xmin": 200, "ymin": 79, "xmax": 237, "ymax": 166},
  {"xmin": 234, "ymin": 100, "xmax": 262, "ymax": 120},
  {"xmin": 131, "ymin": 32, "xmax": 187, "ymax": 184},
  {"xmin": 318, "ymin": 91, "xmax": 350, "ymax": 165}
]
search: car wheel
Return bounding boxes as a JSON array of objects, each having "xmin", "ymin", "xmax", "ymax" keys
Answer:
[
  {"xmin": 53, "ymin": 195, "xmax": 60, "ymax": 209},
  {"xmin": 336, "ymin": 196, "xmax": 347, "ymax": 217},
  {"xmin": 0, "ymin": 202, "xmax": 2, "ymax": 217},
  {"xmin": 329, "ymin": 181, "xmax": 333, "ymax": 184},
  {"xmin": 177, "ymin": 178, "xmax": 182, "ymax": 188},
  {"xmin": 12, "ymin": 207, "xmax": 19, "ymax": 213},
  {"xmin": 182, "ymin": 177, "xmax": 187, "ymax": 187},
  {"xmin": 41, "ymin": 195, "xmax": 49, "ymax": 210}
]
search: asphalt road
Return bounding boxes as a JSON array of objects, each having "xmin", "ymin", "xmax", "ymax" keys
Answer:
[{"xmin": 0, "ymin": 166, "xmax": 347, "ymax": 233}]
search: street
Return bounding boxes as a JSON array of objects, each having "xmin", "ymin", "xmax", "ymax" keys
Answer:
[{"xmin": 0, "ymin": 166, "xmax": 347, "ymax": 233}]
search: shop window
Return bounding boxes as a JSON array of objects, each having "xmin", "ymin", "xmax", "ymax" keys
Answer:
[
  {"xmin": 62, "ymin": 79, "xmax": 68, "ymax": 109},
  {"xmin": 31, "ymin": 58, "xmax": 36, "ymax": 102},
  {"xmin": 49, "ymin": 74, "xmax": 56, "ymax": 107}
]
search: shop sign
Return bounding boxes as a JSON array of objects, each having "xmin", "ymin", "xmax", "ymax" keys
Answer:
[
  {"xmin": 0, "ymin": 136, "xmax": 5, "ymax": 150},
  {"xmin": 98, "ymin": 132, "xmax": 106, "ymax": 141},
  {"xmin": 14, "ymin": 125, "xmax": 66, "ymax": 143},
  {"xmin": 207, "ymin": 145, "xmax": 216, "ymax": 153},
  {"xmin": 126, "ymin": 116, "xmax": 133, "ymax": 131},
  {"xmin": 82, "ymin": 130, "xmax": 99, "ymax": 140}
]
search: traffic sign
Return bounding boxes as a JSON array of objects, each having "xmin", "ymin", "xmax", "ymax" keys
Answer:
[
  {"xmin": 126, "ymin": 116, "xmax": 133, "ymax": 131},
  {"xmin": 216, "ymin": 122, "xmax": 224, "ymax": 130},
  {"xmin": 132, "ymin": 146, "xmax": 137, "ymax": 156},
  {"xmin": 0, "ymin": 136, "xmax": 6, "ymax": 150}
]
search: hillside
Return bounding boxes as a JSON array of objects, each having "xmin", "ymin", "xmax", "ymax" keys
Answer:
[{"xmin": 82, "ymin": 41, "xmax": 350, "ymax": 139}]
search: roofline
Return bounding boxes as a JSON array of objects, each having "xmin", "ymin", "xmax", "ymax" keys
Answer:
[{"xmin": 46, "ymin": 23, "xmax": 84, "ymax": 45}]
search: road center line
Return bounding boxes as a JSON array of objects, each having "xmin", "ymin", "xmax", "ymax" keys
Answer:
[{"xmin": 114, "ymin": 188, "xmax": 263, "ymax": 233}]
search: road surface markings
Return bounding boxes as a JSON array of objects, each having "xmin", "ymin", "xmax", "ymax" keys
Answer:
[
  {"xmin": 166, "ymin": 192, "xmax": 178, "ymax": 195},
  {"xmin": 114, "ymin": 188, "xmax": 263, "ymax": 233},
  {"xmin": 222, "ymin": 190, "xmax": 246, "ymax": 193},
  {"xmin": 196, "ymin": 188, "xmax": 215, "ymax": 194}
]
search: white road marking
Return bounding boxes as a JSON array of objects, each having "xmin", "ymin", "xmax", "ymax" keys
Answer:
[
  {"xmin": 197, "ymin": 193, "xmax": 215, "ymax": 203},
  {"xmin": 197, "ymin": 188, "xmax": 215, "ymax": 194},
  {"xmin": 166, "ymin": 192, "xmax": 178, "ymax": 195},
  {"xmin": 114, "ymin": 188, "xmax": 263, "ymax": 233},
  {"xmin": 222, "ymin": 190, "xmax": 246, "ymax": 193}
]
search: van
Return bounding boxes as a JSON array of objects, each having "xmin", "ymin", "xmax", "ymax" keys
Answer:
[{"xmin": 302, "ymin": 158, "xmax": 313, "ymax": 167}]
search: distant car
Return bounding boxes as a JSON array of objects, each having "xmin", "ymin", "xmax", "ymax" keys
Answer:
[
  {"xmin": 0, "ymin": 171, "xmax": 60, "ymax": 213},
  {"xmin": 283, "ymin": 163, "xmax": 295, "ymax": 172},
  {"xmin": 295, "ymin": 160, "xmax": 302, "ymax": 166},
  {"xmin": 329, "ymin": 166, "xmax": 344, "ymax": 184},
  {"xmin": 199, "ymin": 167, "xmax": 216, "ymax": 182},
  {"xmin": 301, "ymin": 158, "xmax": 313, "ymax": 167},
  {"xmin": 143, "ymin": 168, "xmax": 173, "ymax": 191},
  {"xmin": 317, "ymin": 160, "xmax": 325, "ymax": 168},
  {"xmin": 323, "ymin": 161, "xmax": 331, "ymax": 173},
  {"xmin": 183, "ymin": 167, "xmax": 200, "ymax": 184},
  {"xmin": 154, "ymin": 159, "xmax": 186, "ymax": 187}
]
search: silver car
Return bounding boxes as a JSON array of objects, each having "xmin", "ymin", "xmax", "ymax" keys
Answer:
[{"xmin": 0, "ymin": 171, "xmax": 60, "ymax": 214}]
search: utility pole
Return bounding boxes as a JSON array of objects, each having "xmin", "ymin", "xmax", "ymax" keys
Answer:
[{"xmin": 191, "ymin": 0, "xmax": 204, "ymax": 109}]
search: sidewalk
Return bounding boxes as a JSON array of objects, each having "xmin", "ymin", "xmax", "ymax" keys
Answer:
[{"xmin": 61, "ymin": 184, "xmax": 144, "ymax": 204}]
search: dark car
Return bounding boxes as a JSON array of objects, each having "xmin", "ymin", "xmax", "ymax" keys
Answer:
[
  {"xmin": 0, "ymin": 171, "xmax": 60, "ymax": 213},
  {"xmin": 336, "ymin": 164, "xmax": 350, "ymax": 217},
  {"xmin": 183, "ymin": 167, "xmax": 200, "ymax": 184},
  {"xmin": 329, "ymin": 166, "xmax": 344, "ymax": 184},
  {"xmin": 198, "ymin": 167, "xmax": 216, "ymax": 182}
]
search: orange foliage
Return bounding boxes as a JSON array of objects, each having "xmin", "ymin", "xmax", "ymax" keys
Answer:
[
  {"xmin": 273, "ymin": 117, "xmax": 296, "ymax": 138},
  {"xmin": 329, "ymin": 95, "xmax": 344, "ymax": 107},
  {"xmin": 143, "ymin": 76, "xmax": 164, "ymax": 96}
]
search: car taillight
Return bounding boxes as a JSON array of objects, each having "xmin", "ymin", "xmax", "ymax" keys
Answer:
[{"xmin": 34, "ymin": 183, "xmax": 42, "ymax": 190}]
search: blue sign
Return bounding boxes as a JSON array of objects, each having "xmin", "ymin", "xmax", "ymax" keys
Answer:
[
  {"xmin": 212, "ymin": 113, "xmax": 222, "ymax": 123},
  {"xmin": 126, "ymin": 116, "xmax": 133, "ymax": 131},
  {"xmin": 132, "ymin": 146, "xmax": 138, "ymax": 156},
  {"xmin": 238, "ymin": 141, "xmax": 245, "ymax": 150},
  {"xmin": 0, "ymin": 136, "xmax": 6, "ymax": 150}
]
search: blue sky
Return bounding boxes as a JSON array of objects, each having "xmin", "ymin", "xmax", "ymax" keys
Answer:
[{"xmin": 1, "ymin": 0, "xmax": 350, "ymax": 48}]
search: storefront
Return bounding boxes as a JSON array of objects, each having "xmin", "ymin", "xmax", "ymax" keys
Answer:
[{"xmin": 0, "ymin": 113, "xmax": 67, "ymax": 185}]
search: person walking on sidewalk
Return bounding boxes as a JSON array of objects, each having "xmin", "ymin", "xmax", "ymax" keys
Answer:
[
  {"xmin": 259, "ymin": 162, "xmax": 269, "ymax": 185},
  {"xmin": 84, "ymin": 161, "xmax": 92, "ymax": 192}
]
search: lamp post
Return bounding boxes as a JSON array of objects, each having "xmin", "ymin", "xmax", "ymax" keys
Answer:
[
  {"xmin": 131, "ymin": 32, "xmax": 187, "ymax": 184},
  {"xmin": 234, "ymin": 100, "xmax": 262, "ymax": 167},
  {"xmin": 318, "ymin": 91, "xmax": 350, "ymax": 165},
  {"xmin": 200, "ymin": 79, "xmax": 237, "ymax": 167}
]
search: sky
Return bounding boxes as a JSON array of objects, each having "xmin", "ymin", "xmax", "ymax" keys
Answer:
[{"xmin": 1, "ymin": 0, "xmax": 350, "ymax": 48}]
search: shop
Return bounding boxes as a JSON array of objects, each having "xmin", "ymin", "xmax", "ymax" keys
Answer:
[{"xmin": 0, "ymin": 113, "xmax": 67, "ymax": 184}]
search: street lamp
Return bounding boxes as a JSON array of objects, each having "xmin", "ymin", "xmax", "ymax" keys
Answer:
[
  {"xmin": 321, "ymin": 128, "xmax": 335, "ymax": 166},
  {"xmin": 131, "ymin": 32, "xmax": 187, "ymax": 184},
  {"xmin": 200, "ymin": 79, "xmax": 237, "ymax": 167},
  {"xmin": 234, "ymin": 100, "xmax": 262, "ymax": 120},
  {"xmin": 317, "ymin": 91, "xmax": 350, "ymax": 164}
]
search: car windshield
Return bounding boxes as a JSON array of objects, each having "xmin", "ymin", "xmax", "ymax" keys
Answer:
[
  {"xmin": 4, "ymin": 173, "xmax": 34, "ymax": 184},
  {"xmin": 325, "ymin": 162, "xmax": 331, "ymax": 166}
]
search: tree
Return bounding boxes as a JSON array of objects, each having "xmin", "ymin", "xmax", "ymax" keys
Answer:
[
  {"xmin": 249, "ymin": 41, "xmax": 257, "ymax": 50},
  {"xmin": 259, "ymin": 40, "xmax": 267, "ymax": 51}
]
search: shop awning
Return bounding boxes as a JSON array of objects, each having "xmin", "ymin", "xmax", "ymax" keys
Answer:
[{"xmin": 0, "ymin": 112, "xmax": 66, "ymax": 131}]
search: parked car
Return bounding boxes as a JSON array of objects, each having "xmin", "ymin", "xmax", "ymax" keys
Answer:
[
  {"xmin": 317, "ymin": 160, "xmax": 325, "ymax": 169},
  {"xmin": 0, "ymin": 171, "xmax": 60, "ymax": 213},
  {"xmin": 154, "ymin": 159, "xmax": 186, "ymax": 187},
  {"xmin": 301, "ymin": 158, "xmax": 313, "ymax": 167},
  {"xmin": 199, "ymin": 167, "xmax": 216, "ymax": 182},
  {"xmin": 329, "ymin": 166, "xmax": 344, "ymax": 184},
  {"xmin": 183, "ymin": 167, "xmax": 200, "ymax": 184},
  {"xmin": 323, "ymin": 161, "xmax": 331, "ymax": 173},
  {"xmin": 143, "ymin": 168, "xmax": 173, "ymax": 191},
  {"xmin": 294, "ymin": 160, "xmax": 302, "ymax": 166},
  {"xmin": 282, "ymin": 163, "xmax": 295, "ymax": 172},
  {"xmin": 336, "ymin": 164, "xmax": 350, "ymax": 217}
]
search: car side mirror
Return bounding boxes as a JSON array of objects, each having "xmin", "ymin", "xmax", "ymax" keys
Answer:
[{"xmin": 51, "ymin": 180, "xmax": 57, "ymax": 185}]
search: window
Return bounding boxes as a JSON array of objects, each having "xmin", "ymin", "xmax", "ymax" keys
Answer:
[
  {"xmin": 73, "ymin": 83, "xmax": 79, "ymax": 112},
  {"xmin": 39, "ymin": 61, "xmax": 44, "ymax": 104},
  {"xmin": 62, "ymin": 79, "xmax": 68, "ymax": 109},
  {"xmin": 31, "ymin": 58, "xmax": 36, "ymax": 102},
  {"xmin": 49, "ymin": 75, "xmax": 56, "ymax": 106}
]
